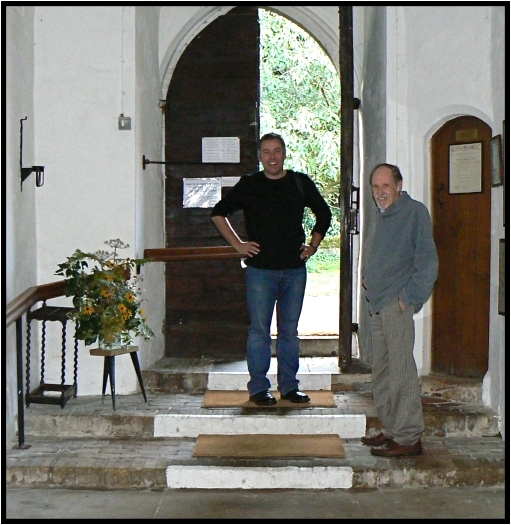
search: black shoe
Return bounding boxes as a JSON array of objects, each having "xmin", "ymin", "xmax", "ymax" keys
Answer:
[
  {"xmin": 280, "ymin": 389, "xmax": 310, "ymax": 403},
  {"xmin": 249, "ymin": 390, "xmax": 277, "ymax": 406}
]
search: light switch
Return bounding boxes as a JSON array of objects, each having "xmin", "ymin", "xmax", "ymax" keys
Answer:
[{"xmin": 118, "ymin": 115, "xmax": 131, "ymax": 130}]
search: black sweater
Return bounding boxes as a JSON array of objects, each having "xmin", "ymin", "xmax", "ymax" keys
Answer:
[{"xmin": 211, "ymin": 170, "xmax": 332, "ymax": 270}]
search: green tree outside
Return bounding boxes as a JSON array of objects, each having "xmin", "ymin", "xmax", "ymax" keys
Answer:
[{"xmin": 259, "ymin": 9, "xmax": 341, "ymax": 243}]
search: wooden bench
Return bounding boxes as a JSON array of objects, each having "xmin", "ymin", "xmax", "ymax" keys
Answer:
[{"xmin": 89, "ymin": 346, "xmax": 147, "ymax": 410}]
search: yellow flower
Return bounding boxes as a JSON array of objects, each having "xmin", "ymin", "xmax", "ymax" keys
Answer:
[
  {"xmin": 125, "ymin": 292, "xmax": 136, "ymax": 302},
  {"xmin": 139, "ymin": 308, "xmax": 145, "ymax": 317},
  {"xmin": 117, "ymin": 304, "xmax": 128, "ymax": 314},
  {"xmin": 82, "ymin": 305, "xmax": 95, "ymax": 315},
  {"xmin": 101, "ymin": 288, "xmax": 111, "ymax": 297},
  {"xmin": 122, "ymin": 311, "xmax": 133, "ymax": 320},
  {"xmin": 105, "ymin": 274, "xmax": 115, "ymax": 281}
]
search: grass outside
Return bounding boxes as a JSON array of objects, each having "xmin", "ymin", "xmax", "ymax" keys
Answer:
[
  {"xmin": 272, "ymin": 248, "xmax": 340, "ymax": 335},
  {"xmin": 305, "ymin": 249, "xmax": 340, "ymax": 298}
]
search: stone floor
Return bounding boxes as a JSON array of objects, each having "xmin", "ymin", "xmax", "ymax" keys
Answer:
[{"xmin": 5, "ymin": 486, "xmax": 506, "ymax": 521}]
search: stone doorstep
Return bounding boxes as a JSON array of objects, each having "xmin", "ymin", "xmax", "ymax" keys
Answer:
[
  {"xmin": 206, "ymin": 372, "xmax": 331, "ymax": 391},
  {"xmin": 6, "ymin": 435, "xmax": 505, "ymax": 490},
  {"xmin": 142, "ymin": 357, "xmax": 484, "ymax": 405}
]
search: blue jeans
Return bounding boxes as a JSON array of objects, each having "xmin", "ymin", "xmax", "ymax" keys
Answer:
[{"xmin": 245, "ymin": 265, "xmax": 307, "ymax": 396}]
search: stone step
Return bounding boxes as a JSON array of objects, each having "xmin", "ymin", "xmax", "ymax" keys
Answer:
[
  {"xmin": 8, "ymin": 390, "xmax": 503, "ymax": 490},
  {"xmin": 21, "ymin": 392, "xmax": 500, "ymax": 440},
  {"xmin": 6, "ymin": 435, "xmax": 504, "ymax": 490},
  {"xmin": 153, "ymin": 413, "xmax": 366, "ymax": 438}
]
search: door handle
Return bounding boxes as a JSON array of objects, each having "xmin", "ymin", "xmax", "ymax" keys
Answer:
[{"xmin": 436, "ymin": 183, "xmax": 446, "ymax": 209}]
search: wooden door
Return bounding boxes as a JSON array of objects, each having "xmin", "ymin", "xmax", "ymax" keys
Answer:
[
  {"xmin": 164, "ymin": 7, "xmax": 259, "ymax": 358},
  {"xmin": 431, "ymin": 116, "xmax": 491, "ymax": 377}
]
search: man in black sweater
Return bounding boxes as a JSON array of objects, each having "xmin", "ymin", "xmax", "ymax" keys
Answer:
[{"xmin": 211, "ymin": 133, "xmax": 331, "ymax": 405}]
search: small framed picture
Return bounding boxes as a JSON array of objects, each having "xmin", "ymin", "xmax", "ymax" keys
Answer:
[
  {"xmin": 499, "ymin": 239, "xmax": 505, "ymax": 316},
  {"xmin": 491, "ymin": 135, "xmax": 503, "ymax": 187}
]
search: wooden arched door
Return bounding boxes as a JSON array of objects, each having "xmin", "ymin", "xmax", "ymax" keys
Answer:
[
  {"xmin": 164, "ymin": 6, "xmax": 259, "ymax": 358},
  {"xmin": 431, "ymin": 116, "xmax": 491, "ymax": 378}
]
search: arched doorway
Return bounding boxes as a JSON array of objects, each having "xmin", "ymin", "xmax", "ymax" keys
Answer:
[
  {"xmin": 161, "ymin": 6, "xmax": 355, "ymax": 363},
  {"xmin": 430, "ymin": 115, "xmax": 492, "ymax": 377}
]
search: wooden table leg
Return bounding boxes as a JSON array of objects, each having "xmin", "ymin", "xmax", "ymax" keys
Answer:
[
  {"xmin": 130, "ymin": 351, "xmax": 147, "ymax": 403},
  {"xmin": 101, "ymin": 358, "xmax": 109, "ymax": 405},
  {"xmin": 106, "ymin": 355, "xmax": 116, "ymax": 410}
]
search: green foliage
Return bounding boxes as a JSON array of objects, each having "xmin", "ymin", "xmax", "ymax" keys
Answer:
[
  {"xmin": 55, "ymin": 239, "xmax": 155, "ymax": 347},
  {"xmin": 259, "ymin": 9, "xmax": 341, "ymax": 237},
  {"xmin": 306, "ymin": 249, "xmax": 340, "ymax": 274}
]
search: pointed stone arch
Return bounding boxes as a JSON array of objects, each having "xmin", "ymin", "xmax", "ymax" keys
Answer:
[{"xmin": 159, "ymin": 6, "xmax": 343, "ymax": 97}]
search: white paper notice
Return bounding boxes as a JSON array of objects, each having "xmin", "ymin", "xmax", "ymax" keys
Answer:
[
  {"xmin": 183, "ymin": 178, "xmax": 221, "ymax": 208},
  {"xmin": 449, "ymin": 143, "xmax": 482, "ymax": 194},
  {"xmin": 202, "ymin": 137, "xmax": 240, "ymax": 163}
]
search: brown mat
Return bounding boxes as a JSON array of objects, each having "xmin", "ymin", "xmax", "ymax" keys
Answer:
[
  {"xmin": 193, "ymin": 434, "xmax": 345, "ymax": 458},
  {"xmin": 202, "ymin": 390, "xmax": 336, "ymax": 408}
]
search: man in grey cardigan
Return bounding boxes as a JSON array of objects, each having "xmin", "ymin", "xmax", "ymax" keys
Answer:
[{"xmin": 361, "ymin": 163, "xmax": 438, "ymax": 457}]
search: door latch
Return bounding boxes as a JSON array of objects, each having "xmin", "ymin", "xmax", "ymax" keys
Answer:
[{"xmin": 349, "ymin": 185, "xmax": 360, "ymax": 235}]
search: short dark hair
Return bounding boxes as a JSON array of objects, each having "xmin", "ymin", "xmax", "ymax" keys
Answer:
[
  {"xmin": 258, "ymin": 133, "xmax": 286, "ymax": 153},
  {"xmin": 369, "ymin": 163, "xmax": 403, "ymax": 185}
]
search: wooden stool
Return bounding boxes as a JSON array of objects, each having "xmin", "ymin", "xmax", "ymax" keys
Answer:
[{"xmin": 89, "ymin": 346, "xmax": 147, "ymax": 410}]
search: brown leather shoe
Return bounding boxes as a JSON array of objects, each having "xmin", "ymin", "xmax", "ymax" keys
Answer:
[
  {"xmin": 370, "ymin": 439, "xmax": 422, "ymax": 457},
  {"xmin": 360, "ymin": 432, "xmax": 392, "ymax": 447}
]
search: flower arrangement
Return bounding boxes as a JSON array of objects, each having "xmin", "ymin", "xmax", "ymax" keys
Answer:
[{"xmin": 56, "ymin": 239, "xmax": 155, "ymax": 348}]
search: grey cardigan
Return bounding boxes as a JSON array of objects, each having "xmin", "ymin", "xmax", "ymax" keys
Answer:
[{"xmin": 363, "ymin": 191, "xmax": 439, "ymax": 315}]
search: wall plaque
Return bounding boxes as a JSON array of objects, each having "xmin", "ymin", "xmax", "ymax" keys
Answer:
[
  {"xmin": 455, "ymin": 129, "xmax": 478, "ymax": 141},
  {"xmin": 448, "ymin": 142, "xmax": 482, "ymax": 194}
]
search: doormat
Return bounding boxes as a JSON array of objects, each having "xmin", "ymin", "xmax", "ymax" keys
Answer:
[
  {"xmin": 201, "ymin": 390, "xmax": 336, "ymax": 408},
  {"xmin": 193, "ymin": 434, "xmax": 345, "ymax": 458}
]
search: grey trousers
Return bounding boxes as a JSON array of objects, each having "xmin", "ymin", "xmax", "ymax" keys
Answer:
[{"xmin": 370, "ymin": 297, "xmax": 424, "ymax": 445}]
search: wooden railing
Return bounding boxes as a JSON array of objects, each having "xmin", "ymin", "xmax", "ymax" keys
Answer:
[
  {"xmin": 144, "ymin": 246, "xmax": 243, "ymax": 262},
  {"xmin": 6, "ymin": 281, "xmax": 67, "ymax": 329},
  {"xmin": 6, "ymin": 280, "xmax": 67, "ymax": 449}
]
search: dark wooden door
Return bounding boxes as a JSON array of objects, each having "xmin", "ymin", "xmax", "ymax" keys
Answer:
[
  {"xmin": 164, "ymin": 7, "xmax": 259, "ymax": 358},
  {"xmin": 431, "ymin": 116, "xmax": 491, "ymax": 377}
]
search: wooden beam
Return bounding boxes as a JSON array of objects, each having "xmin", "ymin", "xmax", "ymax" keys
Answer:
[
  {"xmin": 338, "ymin": 6, "xmax": 354, "ymax": 371},
  {"xmin": 144, "ymin": 246, "xmax": 243, "ymax": 262}
]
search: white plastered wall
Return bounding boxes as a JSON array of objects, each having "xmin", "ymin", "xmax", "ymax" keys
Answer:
[
  {"xmin": 382, "ymin": 6, "xmax": 505, "ymax": 436},
  {"xmin": 31, "ymin": 6, "xmax": 165, "ymax": 397},
  {"xmin": 5, "ymin": 5, "xmax": 38, "ymax": 443}
]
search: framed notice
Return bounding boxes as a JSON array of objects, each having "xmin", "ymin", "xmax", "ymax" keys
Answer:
[
  {"xmin": 499, "ymin": 239, "xmax": 505, "ymax": 316},
  {"xmin": 448, "ymin": 142, "xmax": 482, "ymax": 194},
  {"xmin": 491, "ymin": 135, "xmax": 503, "ymax": 187}
]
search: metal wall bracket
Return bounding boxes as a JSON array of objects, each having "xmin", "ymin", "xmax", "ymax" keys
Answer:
[{"xmin": 142, "ymin": 155, "xmax": 174, "ymax": 170}]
